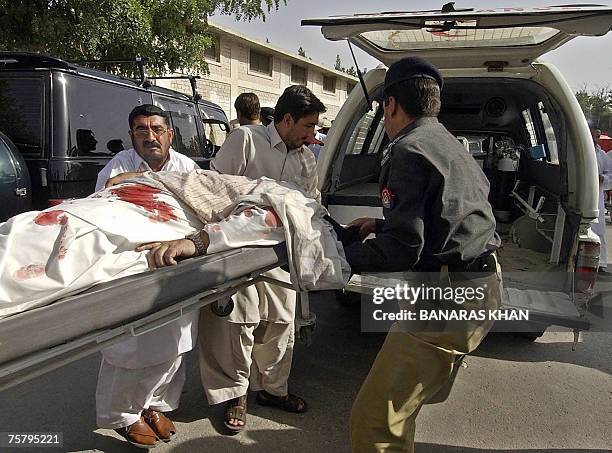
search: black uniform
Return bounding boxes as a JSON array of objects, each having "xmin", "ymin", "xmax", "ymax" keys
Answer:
[{"xmin": 345, "ymin": 116, "xmax": 499, "ymax": 273}]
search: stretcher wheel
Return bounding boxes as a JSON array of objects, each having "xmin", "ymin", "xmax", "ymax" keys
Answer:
[{"xmin": 211, "ymin": 299, "xmax": 234, "ymax": 317}]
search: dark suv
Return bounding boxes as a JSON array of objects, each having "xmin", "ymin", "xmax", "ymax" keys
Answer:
[{"xmin": 0, "ymin": 52, "xmax": 229, "ymax": 209}]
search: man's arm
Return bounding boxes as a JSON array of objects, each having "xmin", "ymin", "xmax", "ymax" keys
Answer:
[
  {"xmin": 344, "ymin": 152, "xmax": 432, "ymax": 273},
  {"xmin": 95, "ymin": 154, "xmax": 131, "ymax": 191},
  {"xmin": 210, "ymin": 128, "xmax": 251, "ymax": 175},
  {"xmin": 301, "ymin": 147, "xmax": 321, "ymax": 201},
  {"xmin": 95, "ymin": 163, "xmax": 115, "ymax": 191},
  {"xmin": 137, "ymin": 206, "xmax": 285, "ymax": 267}
]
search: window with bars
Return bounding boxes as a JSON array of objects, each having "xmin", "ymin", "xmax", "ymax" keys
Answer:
[
  {"xmin": 291, "ymin": 64, "xmax": 307, "ymax": 85},
  {"xmin": 249, "ymin": 49, "xmax": 272, "ymax": 76},
  {"xmin": 323, "ymin": 75, "xmax": 336, "ymax": 93},
  {"xmin": 203, "ymin": 35, "xmax": 220, "ymax": 62}
]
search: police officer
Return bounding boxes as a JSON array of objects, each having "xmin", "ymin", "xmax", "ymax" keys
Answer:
[{"xmin": 345, "ymin": 57, "xmax": 503, "ymax": 452}]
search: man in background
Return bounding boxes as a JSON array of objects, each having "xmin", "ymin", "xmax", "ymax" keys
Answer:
[
  {"xmin": 202, "ymin": 85, "xmax": 325, "ymax": 432},
  {"xmin": 307, "ymin": 117, "xmax": 331, "ymax": 160},
  {"xmin": 591, "ymin": 126, "xmax": 612, "ymax": 273},
  {"xmin": 94, "ymin": 104, "xmax": 199, "ymax": 448},
  {"xmin": 95, "ymin": 104, "xmax": 198, "ymax": 191},
  {"xmin": 234, "ymin": 92, "xmax": 261, "ymax": 127}
]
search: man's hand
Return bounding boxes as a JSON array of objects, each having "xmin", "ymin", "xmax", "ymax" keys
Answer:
[
  {"xmin": 105, "ymin": 171, "xmax": 144, "ymax": 188},
  {"xmin": 347, "ymin": 217, "xmax": 377, "ymax": 240},
  {"xmin": 136, "ymin": 238, "xmax": 198, "ymax": 268}
]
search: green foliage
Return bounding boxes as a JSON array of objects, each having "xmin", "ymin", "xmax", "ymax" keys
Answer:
[
  {"xmin": 345, "ymin": 66, "xmax": 357, "ymax": 77},
  {"xmin": 576, "ymin": 84, "xmax": 612, "ymax": 132},
  {"xmin": 334, "ymin": 54, "xmax": 342, "ymax": 71},
  {"xmin": 333, "ymin": 54, "xmax": 359, "ymax": 77},
  {"xmin": 0, "ymin": 0, "xmax": 285, "ymax": 76}
]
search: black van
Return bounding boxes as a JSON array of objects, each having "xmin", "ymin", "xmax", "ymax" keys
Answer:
[{"xmin": 0, "ymin": 52, "xmax": 229, "ymax": 209}]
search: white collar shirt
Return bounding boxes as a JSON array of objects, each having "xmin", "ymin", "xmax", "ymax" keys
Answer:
[
  {"xmin": 210, "ymin": 122, "xmax": 319, "ymax": 201},
  {"xmin": 95, "ymin": 147, "xmax": 199, "ymax": 191}
]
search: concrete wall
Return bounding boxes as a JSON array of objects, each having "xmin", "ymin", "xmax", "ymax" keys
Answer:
[{"xmin": 159, "ymin": 28, "xmax": 356, "ymax": 122}]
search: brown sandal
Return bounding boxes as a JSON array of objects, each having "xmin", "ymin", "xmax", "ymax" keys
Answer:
[
  {"xmin": 224, "ymin": 394, "xmax": 247, "ymax": 433},
  {"xmin": 256, "ymin": 390, "xmax": 308, "ymax": 413}
]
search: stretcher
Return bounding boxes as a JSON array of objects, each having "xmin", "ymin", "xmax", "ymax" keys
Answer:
[{"xmin": 0, "ymin": 245, "xmax": 315, "ymax": 392}]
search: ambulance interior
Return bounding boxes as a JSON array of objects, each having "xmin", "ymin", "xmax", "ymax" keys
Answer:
[{"xmin": 326, "ymin": 77, "xmax": 578, "ymax": 276}]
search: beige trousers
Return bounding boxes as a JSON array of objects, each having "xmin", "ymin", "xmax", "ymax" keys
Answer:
[
  {"xmin": 198, "ymin": 306, "xmax": 295, "ymax": 405},
  {"xmin": 351, "ymin": 268, "xmax": 503, "ymax": 452},
  {"xmin": 96, "ymin": 354, "xmax": 185, "ymax": 429}
]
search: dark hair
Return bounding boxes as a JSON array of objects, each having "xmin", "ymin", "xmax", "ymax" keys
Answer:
[
  {"xmin": 260, "ymin": 106, "xmax": 275, "ymax": 126},
  {"xmin": 234, "ymin": 92, "xmax": 261, "ymax": 120},
  {"xmin": 383, "ymin": 78, "xmax": 441, "ymax": 118},
  {"xmin": 129, "ymin": 104, "xmax": 170, "ymax": 129},
  {"xmin": 274, "ymin": 85, "xmax": 326, "ymax": 123}
]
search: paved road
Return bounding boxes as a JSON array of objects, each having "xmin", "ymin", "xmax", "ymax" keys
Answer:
[{"xmin": 1, "ymin": 234, "xmax": 611, "ymax": 453}]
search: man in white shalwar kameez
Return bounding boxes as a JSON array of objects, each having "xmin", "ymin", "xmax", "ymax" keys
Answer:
[
  {"xmin": 591, "ymin": 127, "xmax": 612, "ymax": 272},
  {"xmin": 89, "ymin": 104, "xmax": 203, "ymax": 448},
  {"xmin": 143, "ymin": 85, "xmax": 326, "ymax": 432}
]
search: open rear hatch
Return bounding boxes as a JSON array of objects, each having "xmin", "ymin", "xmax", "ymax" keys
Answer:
[{"xmin": 302, "ymin": 5, "xmax": 612, "ymax": 68}]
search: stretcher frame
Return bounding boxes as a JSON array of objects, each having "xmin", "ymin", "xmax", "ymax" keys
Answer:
[{"xmin": 0, "ymin": 245, "xmax": 316, "ymax": 392}]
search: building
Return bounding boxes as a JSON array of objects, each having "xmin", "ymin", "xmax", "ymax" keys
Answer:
[{"xmin": 158, "ymin": 22, "xmax": 358, "ymax": 122}]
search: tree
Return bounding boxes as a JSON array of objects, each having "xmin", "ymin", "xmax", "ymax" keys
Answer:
[
  {"xmin": 575, "ymin": 84, "xmax": 612, "ymax": 132},
  {"xmin": 335, "ymin": 54, "xmax": 343, "ymax": 71},
  {"xmin": 0, "ymin": 0, "xmax": 286, "ymax": 76},
  {"xmin": 345, "ymin": 66, "xmax": 358, "ymax": 77},
  {"xmin": 298, "ymin": 47, "xmax": 306, "ymax": 57}
]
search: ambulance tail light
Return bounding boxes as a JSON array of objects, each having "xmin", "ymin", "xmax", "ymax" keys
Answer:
[{"xmin": 575, "ymin": 240, "xmax": 599, "ymax": 295}]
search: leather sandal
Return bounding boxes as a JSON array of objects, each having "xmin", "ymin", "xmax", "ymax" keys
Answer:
[
  {"xmin": 255, "ymin": 390, "xmax": 308, "ymax": 413},
  {"xmin": 142, "ymin": 408, "xmax": 176, "ymax": 442},
  {"xmin": 114, "ymin": 415, "xmax": 159, "ymax": 449},
  {"xmin": 224, "ymin": 394, "xmax": 247, "ymax": 433}
]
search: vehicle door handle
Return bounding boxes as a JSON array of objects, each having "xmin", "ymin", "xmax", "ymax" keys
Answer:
[{"xmin": 15, "ymin": 188, "xmax": 27, "ymax": 197}]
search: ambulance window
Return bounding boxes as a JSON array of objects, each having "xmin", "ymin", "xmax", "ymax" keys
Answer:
[
  {"xmin": 346, "ymin": 101, "xmax": 381, "ymax": 155},
  {"xmin": 538, "ymin": 102, "xmax": 559, "ymax": 165},
  {"xmin": 522, "ymin": 108, "xmax": 538, "ymax": 147}
]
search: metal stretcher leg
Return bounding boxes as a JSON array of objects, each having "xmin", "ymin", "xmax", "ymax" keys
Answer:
[{"xmin": 295, "ymin": 291, "xmax": 316, "ymax": 346}]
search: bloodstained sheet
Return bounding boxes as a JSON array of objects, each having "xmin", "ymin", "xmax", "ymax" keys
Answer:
[{"xmin": 110, "ymin": 184, "xmax": 177, "ymax": 223}]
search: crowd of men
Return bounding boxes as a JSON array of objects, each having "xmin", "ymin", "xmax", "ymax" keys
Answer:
[{"xmin": 93, "ymin": 57, "xmax": 502, "ymax": 452}]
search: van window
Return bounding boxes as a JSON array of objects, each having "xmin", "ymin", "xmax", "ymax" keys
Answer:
[
  {"xmin": 522, "ymin": 108, "xmax": 539, "ymax": 147},
  {"xmin": 154, "ymin": 96, "xmax": 203, "ymax": 158},
  {"xmin": 66, "ymin": 76, "xmax": 146, "ymax": 157},
  {"xmin": 346, "ymin": 101, "xmax": 382, "ymax": 155},
  {"xmin": 0, "ymin": 78, "xmax": 43, "ymax": 156},
  {"xmin": 538, "ymin": 101, "xmax": 560, "ymax": 165},
  {"xmin": 203, "ymin": 122, "xmax": 227, "ymax": 147}
]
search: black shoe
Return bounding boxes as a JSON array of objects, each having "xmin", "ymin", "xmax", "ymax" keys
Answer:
[{"xmin": 598, "ymin": 268, "xmax": 611, "ymax": 275}]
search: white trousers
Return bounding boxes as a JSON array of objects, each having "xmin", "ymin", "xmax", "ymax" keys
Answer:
[
  {"xmin": 96, "ymin": 354, "xmax": 185, "ymax": 429},
  {"xmin": 198, "ymin": 306, "xmax": 295, "ymax": 405}
]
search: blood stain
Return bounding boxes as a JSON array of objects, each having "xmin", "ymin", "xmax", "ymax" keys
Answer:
[
  {"xmin": 14, "ymin": 264, "xmax": 46, "ymax": 281},
  {"xmin": 110, "ymin": 184, "xmax": 177, "ymax": 223},
  {"xmin": 264, "ymin": 209, "xmax": 282, "ymax": 227},
  {"xmin": 34, "ymin": 210, "xmax": 68, "ymax": 226}
]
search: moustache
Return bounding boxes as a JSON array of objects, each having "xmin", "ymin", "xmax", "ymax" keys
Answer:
[{"xmin": 143, "ymin": 141, "xmax": 162, "ymax": 148}]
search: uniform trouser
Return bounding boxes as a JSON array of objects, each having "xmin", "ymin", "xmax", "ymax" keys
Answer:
[
  {"xmin": 198, "ymin": 306, "xmax": 295, "ymax": 405},
  {"xmin": 96, "ymin": 354, "xmax": 185, "ymax": 429},
  {"xmin": 350, "ymin": 269, "xmax": 502, "ymax": 453}
]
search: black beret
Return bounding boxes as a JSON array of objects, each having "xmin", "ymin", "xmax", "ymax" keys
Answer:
[{"xmin": 384, "ymin": 57, "xmax": 443, "ymax": 91}]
